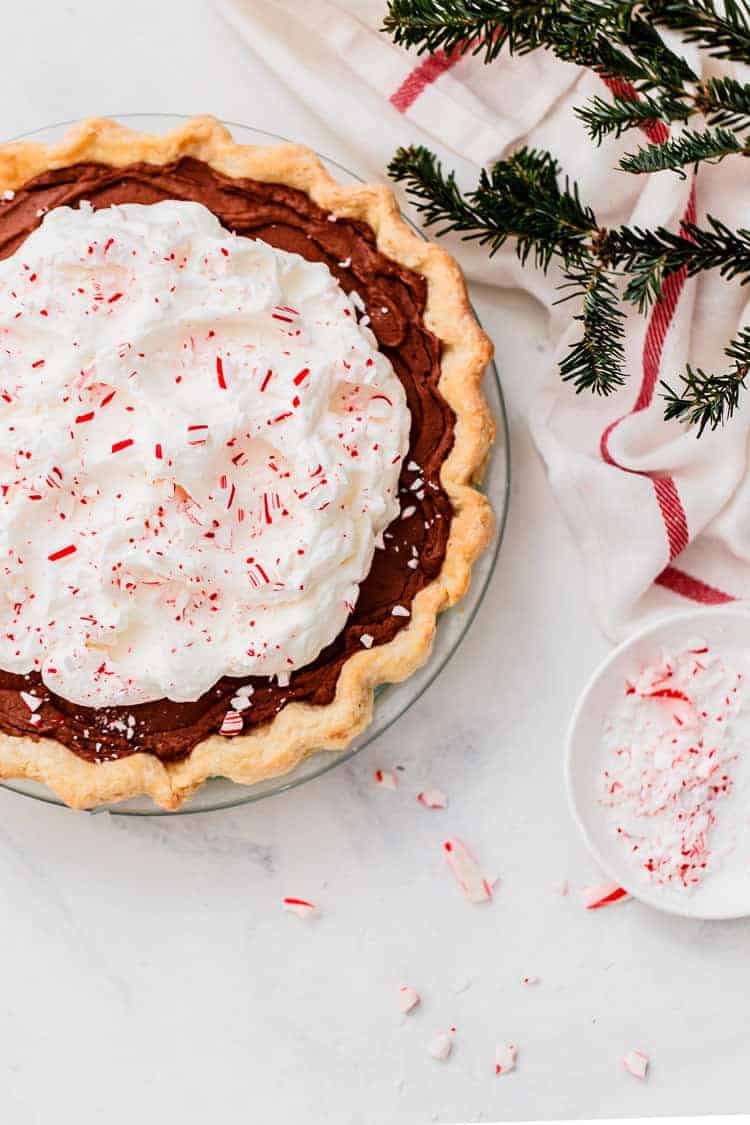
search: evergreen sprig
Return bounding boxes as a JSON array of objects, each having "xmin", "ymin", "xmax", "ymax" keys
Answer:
[
  {"xmin": 384, "ymin": 1, "xmax": 750, "ymax": 432},
  {"xmin": 384, "ymin": 1, "xmax": 750, "ymax": 167},
  {"xmin": 648, "ymin": 0, "xmax": 750, "ymax": 63},
  {"xmin": 662, "ymin": 327, "xmax": 750, "ymax": 434},
  {"xmin": 619, "ymin": 127, "xmax": 746, "ymax": 176},
  {"xmin": 574, "ymin": 91, "xmax": 688, "ymax": 144},
  {"xmin": 557, "ymin": 266, "xmax": 627, "ymax": 394},
  {"xmin": 389, "ymin": 144, "xmax": 750, "ymax": 427}
]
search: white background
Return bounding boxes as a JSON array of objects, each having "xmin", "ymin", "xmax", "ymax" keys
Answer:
[{"xmin": 0, "ymin": 3, "xmax": 747, "ymax": 1123}]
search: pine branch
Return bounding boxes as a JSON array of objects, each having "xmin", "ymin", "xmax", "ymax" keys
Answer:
[
  {"xmin": 387, "ymin": 145, "xmax": 483, "ymax": 238},
  {"xmin": 618, "ymin": 127, "xmax": 746, "ymax": 177},
  {"xmin": 646, "ymin": 0, "xmax": 750, "ymax": 64},
  {"xmin": 381, "ymin": 0, "xmax": 557, "ymax": 63},
  {"xmin": 558, "ymin": 265, "xmax": 627, "ymax": 394},
  {"xmin": 384, "ymin": 0, "xmax": 750, "ymax": 169},
  {"xmin": 662, "ymin": 326, "xmax": 750, "ymax": 435},
  {"xmin": 609, "ymin": 217, "xmax": 750, "ymax": 311},
  {"xmin": 575, "ymin": 91, "xmax": 689, "ymax": 144},
  {"xmin": 382, "ymin": 1, "xmax": 696, "ymax": 87},
  {"xmin": 388, "ymin": 144, "xmax": 598, "ymax": 267},
  {"xmin": 696, "ymin": 75, "xmax": 750, "ymax": 131},
  {"xmin": 384, "ymin": 1, "xmax": 750, "ymax": 430}
]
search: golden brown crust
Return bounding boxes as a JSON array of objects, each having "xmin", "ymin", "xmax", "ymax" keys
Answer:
[{"xmin": 0, "ymin": 116, "xmax": 495, "ymax": 810}]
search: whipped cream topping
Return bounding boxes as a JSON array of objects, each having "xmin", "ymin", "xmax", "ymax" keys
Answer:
[{"xmin": 0, "ymin": 200, "xmax": 410, "ymax": 706}]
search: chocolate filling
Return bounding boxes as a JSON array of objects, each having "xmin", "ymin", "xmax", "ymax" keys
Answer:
[{"xmin": 0, "ymin": 158, "xmax": 454, "ymax": 762}]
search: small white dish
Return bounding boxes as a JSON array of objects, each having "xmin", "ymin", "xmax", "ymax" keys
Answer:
[{"xmin": 565, "ymin": 606, "xmax": 750, "ymax": 919}]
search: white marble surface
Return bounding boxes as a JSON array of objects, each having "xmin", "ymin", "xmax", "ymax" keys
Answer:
[{"xmin": 0, "ymin": 3, "xmax": 746, "ymax": 1123}]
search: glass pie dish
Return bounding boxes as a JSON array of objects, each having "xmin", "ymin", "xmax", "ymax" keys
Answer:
[{"xmin": 0, "ymin": 114, "xmax": 510, "ymax": 815}]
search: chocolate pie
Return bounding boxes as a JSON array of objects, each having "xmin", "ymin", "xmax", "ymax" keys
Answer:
[{"xmin": 0, "ymin": 117, "xmax": 494, "ymax": 809}]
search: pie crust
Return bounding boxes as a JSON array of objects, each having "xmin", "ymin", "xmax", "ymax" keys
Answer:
[{"xmin": 0, "ymin": 116, "xmax": 495, "ymax": 809}]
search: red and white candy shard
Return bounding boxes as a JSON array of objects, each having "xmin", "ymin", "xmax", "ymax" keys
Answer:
[
  {"xmin": 0, "ymin": 201, "xmax": 409, "ymax": 709},
  {"xmin": 494, "ymin": 1043, "xmax": 518, "ymax": 1075},
  {"xmin": 443, "ymin": 838, "xmax": 493, "ymax": 903},
  {"xmin": 428, "ymin": 1032, "xmax": 453, "ymax": 1061},
  {"xmin": 582, "ymin": 882, "xmax": 630, "ymax": 909},
  {"xmin": 623, "ymin": 1049, "xmax": 649, "ymax": 1079},
  {"xmin": 19, "ymin": 691, "xmax": 42, "ymax": 712},
  {"xmin": 601, "ymin": 644, "xmax": 744, "ymax": 890},
  {"xmin": 374, "ymin": 769, "xmax": 398, "ymax": 790},
  {"xmin": 219, "ymin": 710, "xmax": 244, "ymax": 737},
  {"xmin": 397, "ymin": 985, "xmax": 420, "ymax": 1014},
  {"xmin": 417, "ymin": 788, "xmax": 447, "ymax": 809},
  {"xmin": 282, "ymin": 897, "xmax": 318, "ymax": 919},
  {"xmin": 520, "ymin": 975, "xmax": 538, "ymax": 985}
]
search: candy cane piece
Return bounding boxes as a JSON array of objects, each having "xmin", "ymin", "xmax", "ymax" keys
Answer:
[
  {"xmin": 623, "ymin": 1049, "xmax": 649, "ymax": 1079},
  {"xmin": 398, "ymin": 985, "xmax": 420, "ymax": 1014},
  {"xmin": 443, "ymin": 838, "xmax": 493, "ymax": 903},
  {"xmin": 417, "ymin": 788, "xmax": 447, "ymax": 809},
  {"xmin": 428, "ymin": 1032, "xmax": 453, "ymax": 1061},
  {"xmin": 282, "ymin": 897, "xmax": 318, "ymax": 919},
  {"xmin": 582, "ymin": 882, "xmax": 630, "ymax": 909},
  {"xmin": 374, "ymin": 769, "xmax": 398, "ymax": 790},
  {"xmin": 494, "ymin": 1043, "xmax": 518, "ymax": 1076}
]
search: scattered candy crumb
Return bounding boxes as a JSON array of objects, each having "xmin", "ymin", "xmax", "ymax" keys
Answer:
[
  {"xmin": 520, "ymin": 975, "xmax": 539, "ymax": 986},
  {"xmin": 398, "ymin": 985, "xmax": 420, "ymax": 1014},
  {"xmin": 554, "ymin": 880, "xmax": 569, "ymax": 896},
  {"xmin": 582, "ymin": 882, "xmax": 630, "ymax": 909},
  {"xmin": 623, "ymin": 1049, "xmax": 649, "ymax": 1079},
  {"xmin": 417, "ymin": 788, "xmax": 447, "ymax": 809},
  {"xmin": 494, "ymin": 1042, "xmax": 518, "ymax": 1075},
  {"xmin": 443, "ymin": 838, "xmax": 493, "ymax": 903},
  {"xmin": 428, "ymin": 1030, "xmax": 454, "ymax": 1061},
  {"xmin": 19, "ymin": 691, "xmax": 42, "ymax": 713},
  {"xmin": 282, "ymin": 897, "xmax": 318, "ymax": 919},
  {"xmin": 219, "ymin": 709, "xmax": 244, "ymax": 737},
  {"xmin": 374, "ymin": 769, "xmax": 398, "ymax": 790}
]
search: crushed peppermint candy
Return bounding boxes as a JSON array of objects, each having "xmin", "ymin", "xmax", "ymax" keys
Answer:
[
  {"xmin": 374, "ymin": 768, "xmax": 398, "ymax": 790},
  {"xmin": 582, "ymin": 882, "xmax": 630, "ymax": 910},
  {"xmin": 360, "ymin": 633, "xmax": 374, "ymax": 649},
  {"xmin": 494, "ymin": 1043, "xmax": 518, "ymax": 1075},
  {"xmin": 230, "ymin": 694, "xmax": 253, "ymax": 711},
  {"xmin": 417, "ymin": 788, "xmax": 447, "ymax": 809},
  {"xmin": 600, "ymin": 642, "xmax": 746, "ymax": 891},
  {"xmin": 19, "ymin": 691, "xmax": 42, "ymax": 712},
  {"xmin": 443, "ymin": 838, "xmax": 493, "ymax": 903},
  {"xmin": 392, "ymin": 605, "xmax": 410, "ymax": 618},
  {"xmin": 219, "ymin": 710, "xmax": 244, "ymax": 736},
  {"xmin": 282, "ymin": 897, "xmax": 318, "ymax": 919},
  {"xmin": 520, "ymin": 975, "xmax": 539, "ymax": 986},
  {"xmin": 397, "ymin": 985, "xmax": 420, "ymax": 1014},
  {"xmin": 2, "ymin": 189, "xmax": 14, "ymax": 202},
  {"xmin": 428, "ymin": 1031, "xmax": 454, "ymax": 1061},
  {"xmin": 623, "ymin": 1049, "xmax": 649, "ymax": 1079}
]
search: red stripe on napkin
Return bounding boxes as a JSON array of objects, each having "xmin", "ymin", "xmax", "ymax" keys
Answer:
[
  {"xmin": 604, "ymin": 78, "xmax": 669, "ymax": 145},
  {"xmin": 655, "ymin": 566, "xmax": 736, "ymax": 604},
  {"xmin": 390, "ymin": 47, "xmax": 462, "ymax": 112},
  {"xmin": 598, "ymin": 97, "xmax": 697, "ymax": 571},
  {"xmin": 652, "ymin": 477, "xmax": 689, "ymax": 559}
]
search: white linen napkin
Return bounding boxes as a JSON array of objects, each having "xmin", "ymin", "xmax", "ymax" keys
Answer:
[{"xmin": 216, "ymin": 0, "xmax": 750, "ymax": 637}]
